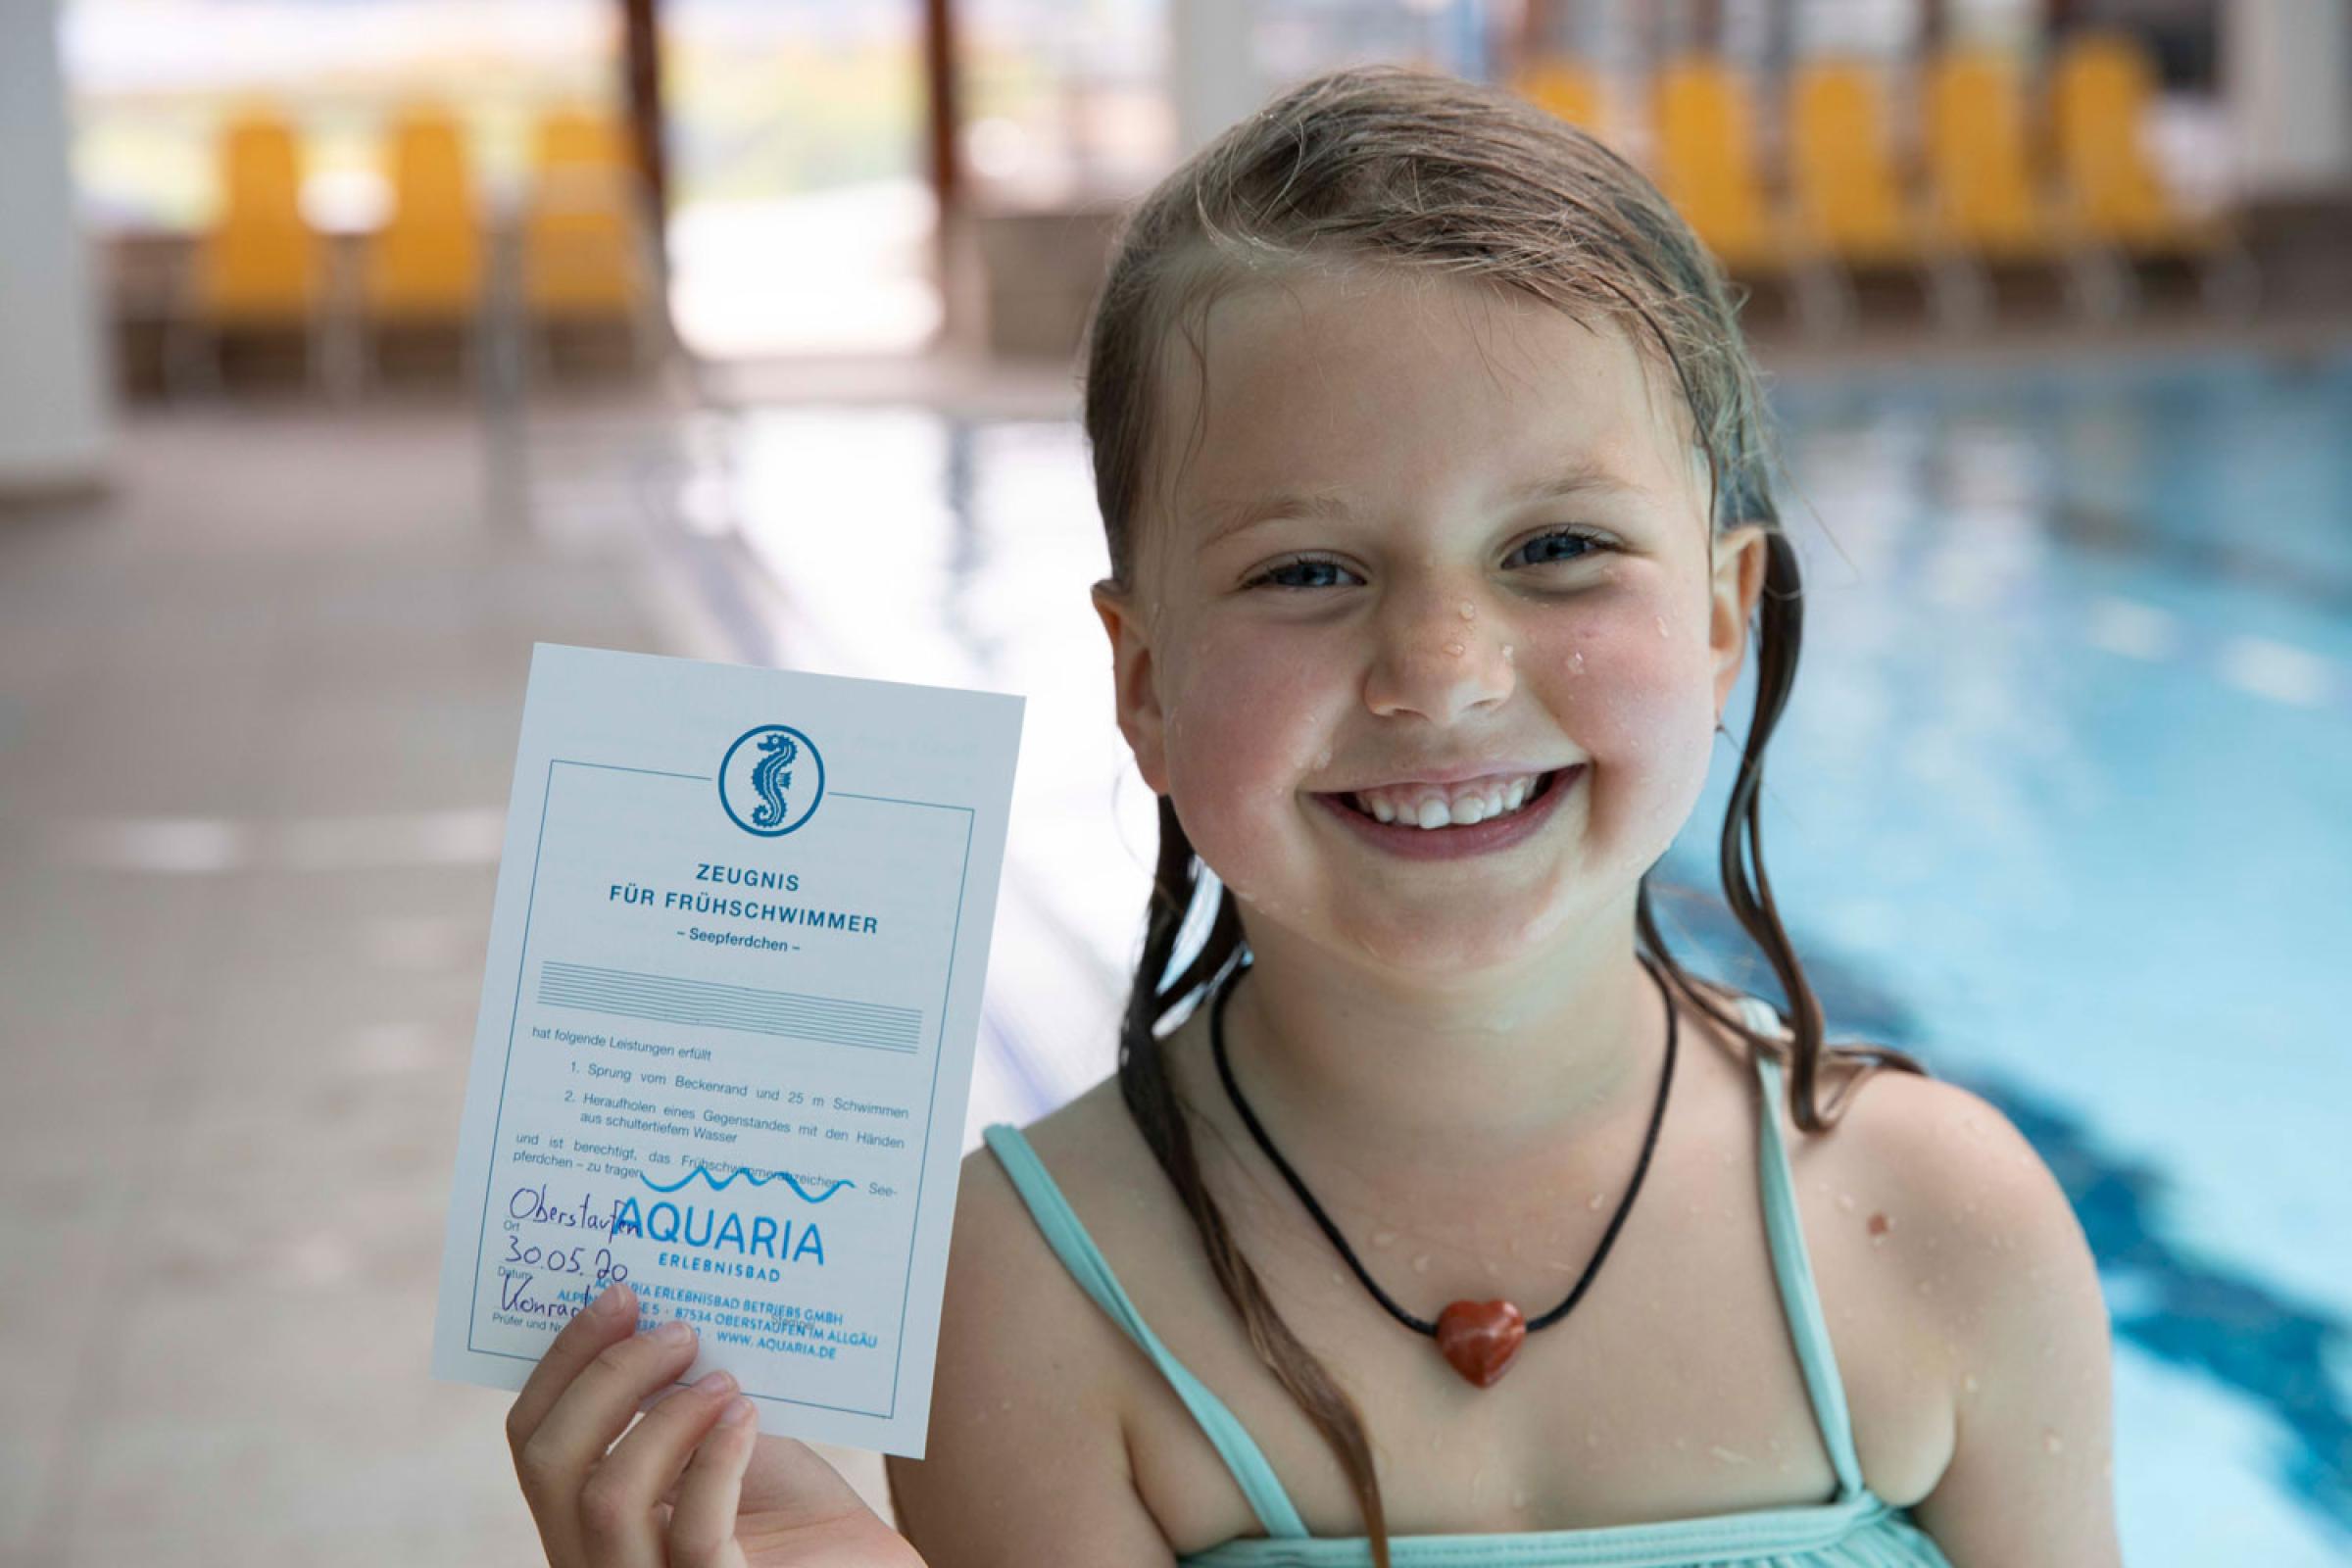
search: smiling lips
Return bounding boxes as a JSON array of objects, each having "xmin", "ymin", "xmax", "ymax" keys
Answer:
[
  {"xmin": 1312, "ymin": 764, "xmax": 1580, "ymax": 858},
  {"xmin": 1347, "ymin": 770, "xmax": 1551, "ymax": 828}
]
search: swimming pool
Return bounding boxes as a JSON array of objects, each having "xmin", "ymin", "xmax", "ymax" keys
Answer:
[
  {"xmin": 680, "ymin": 342, "xmax": 2352, "ymax": 1564},
  {"xmin": 1715, "ymin": 347, "xmax": 2352, "ymax": 1565}
]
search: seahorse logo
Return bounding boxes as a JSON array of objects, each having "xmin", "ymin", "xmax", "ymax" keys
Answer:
[
  {"xmin": 750, "ymin": 732, "xmax": 797, "ymax": 828},
  {"xmin": 718, "ymin": 723, "xmax": 824, "ymax": 837}
]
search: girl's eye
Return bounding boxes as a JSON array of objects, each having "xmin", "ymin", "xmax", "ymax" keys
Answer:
[
  {"xmin": 1507, "ymin": 527, "xmax": 1611, "ymax": 568},
  {"xmin": 1246, "ymin": 528, "xmax": 1611, "ymax": 591},
  {"xmin": 1250, "ymin": 557, "xmax": 1355, "ymax": 591}
]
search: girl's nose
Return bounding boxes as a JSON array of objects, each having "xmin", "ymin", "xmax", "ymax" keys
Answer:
[{"xmin": 1361, "ymin": 594, "xmax": 1514, "ymax": 722}]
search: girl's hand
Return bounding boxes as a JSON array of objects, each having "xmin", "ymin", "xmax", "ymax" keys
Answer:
[{"xmin": 508, "ymin": 1280, "xmax": 926, "ymax": 1568}]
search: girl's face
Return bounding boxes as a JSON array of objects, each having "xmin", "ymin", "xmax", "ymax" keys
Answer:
[{"xmin": 1095, "ymin": 267, "xmax": 1766, "ymax": 976}]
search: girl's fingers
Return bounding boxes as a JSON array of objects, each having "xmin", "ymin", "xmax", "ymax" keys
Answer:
[
  {"xmin": 510, "ymin": 1280, "xmax": 646, "ymax": 1565},
  {"xmin": 509, "ymin": 1279, "xmax": 639, "ymax": 1453},
  {"xmin": 509, "ymin": 1285, "xmax": 703, "ymax": 1567},
  {"xmin": 663, "ymin": 1396, "xmax": 760, "ymax": 1566},
  {"xmin": 578, "ymin": 1372, "xmax": 747, "ymax": 1568}
]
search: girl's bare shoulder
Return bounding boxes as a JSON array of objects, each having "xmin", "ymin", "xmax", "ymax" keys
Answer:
[
  {"xmin": 1790, "ymin": 1059, "xmax": 2092, "ymax": 1317},
  {"xmin": 883, "ymin": 1082, "xmax": 1180, "ymax": 1563},
  {"xmin": 1777, "ymin": 1055, "xmax": 2106, "ymax": 1455},
  {"xmin": 1795, "ymin": 1062, "xmax": 2118, "ymax": 1558}
]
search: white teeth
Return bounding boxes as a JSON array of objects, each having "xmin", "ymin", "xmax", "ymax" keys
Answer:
[{"xmin": 1350, "ymin": 771, "xmax": 1546, "ymax": 830}]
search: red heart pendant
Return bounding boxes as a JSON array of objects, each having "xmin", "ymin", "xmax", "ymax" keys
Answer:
[{"xmin": 1435, "ymin": 1299, "xmax": 1526, "ymax": 1388}]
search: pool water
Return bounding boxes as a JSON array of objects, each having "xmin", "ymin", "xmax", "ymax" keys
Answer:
[{"xmin": 1689, "ymin": 349, "xmax": 2352, "ymax": 1564}]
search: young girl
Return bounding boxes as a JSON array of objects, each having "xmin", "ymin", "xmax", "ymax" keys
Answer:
[{"xmin": 506, "ymin": 64, "xmax": 2120, "ymax": 1568}]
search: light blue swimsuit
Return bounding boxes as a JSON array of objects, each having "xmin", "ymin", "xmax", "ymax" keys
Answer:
[{"xmin": 981, "ymin": 995, "xmax": 1957, "ymax": 1567}]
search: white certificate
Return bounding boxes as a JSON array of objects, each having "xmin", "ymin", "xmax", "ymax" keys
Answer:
[{"xmin": 431, "ymin": 642, "xmax": 1024, "ymax": 1457}]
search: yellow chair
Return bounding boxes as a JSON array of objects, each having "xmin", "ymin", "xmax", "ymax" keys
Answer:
[
  {"xmin": 2050, "ymin": 29, "xmax": 2224, "ymax": 255},
  {"xmin": 534, "ymin": 107, "xmax": 630, "ymax": 176},
  {"xmin": 1652, "ymin": 57, "xmax": 1786, "ymax": 275},
  {"xmin": 1787, "ymin": 59, "xmax": 1920, "ymax": 269},
  {"xmin": 1513, "ymin": 55, "xmax": 1603, "ymax": 132},
  {"xmin": 365, "ymin": 105, "xmax": 484, "ymax": 324},
  {"xmin": 1922, "ymin": 46, "xmax": 2060, "ymax": 263},
  {"xmin": 192, "ymin": 108, "xmax": 322, "ymax": 327},
  {"xmin": 521, "ymin": 106, "xmax": 648, "ymax": 323}
]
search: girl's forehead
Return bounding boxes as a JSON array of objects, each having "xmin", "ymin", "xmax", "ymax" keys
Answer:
[{"xmin": 1152, "ymin": 270, "xmax": 1698, "ymax": 534}]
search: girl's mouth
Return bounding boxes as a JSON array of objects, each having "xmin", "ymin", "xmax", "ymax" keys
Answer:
[{"xmin": 1311, "ymin": 764, "xmax": 1581, "ymax": 860}]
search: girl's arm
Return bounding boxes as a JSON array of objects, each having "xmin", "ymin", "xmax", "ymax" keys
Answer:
[
  {"xmin": 1885, "ymin": 1078, "xmax": 2124, "ymax": 1566},
  {"xmin": 884, "ymin": 1148, "xmax": 1181, "ymax": 1568}
]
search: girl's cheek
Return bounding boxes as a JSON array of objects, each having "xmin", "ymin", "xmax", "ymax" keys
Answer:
[
  {"xmin": 1161, "ymin": 651, "xmax": 1309, "ymax": 834},
  {"xmin": 1552, "ymin": 616, "xmax": 1719, "ymax": 832},
  {"xmin": 1159, "ymin": 649, "xmax": 1355, "ymax": 911}
]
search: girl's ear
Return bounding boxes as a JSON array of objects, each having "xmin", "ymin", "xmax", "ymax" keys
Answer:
[
  {"xmin": 1708, "ymin": 524, "xmax": 1770, "ymax": 723},
  {"xmin": 1092, "ymin": 578, "xmax": 1173, "ymax": 795}
]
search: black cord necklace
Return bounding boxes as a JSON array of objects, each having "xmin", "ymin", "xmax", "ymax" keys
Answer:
[{"xmin": 1208, "ymin": 950, "xmax": 1679, "ymax": 1388}]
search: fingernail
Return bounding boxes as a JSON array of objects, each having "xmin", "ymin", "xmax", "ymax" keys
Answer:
[
  {"xmin": 657, "ymin": 1319, "xmax": 694, "ymax": 1346},
  {"xmin": 591, "ymin": 1281, "xmax": 630, "ymax": 1316},
  {"xmin": 721, "ymin": 1396, "xmax": 755, "ymax": 1425},
  {"xmin": 694, "ymin": 1369, "xmax": 737, "ymax": 1395}
]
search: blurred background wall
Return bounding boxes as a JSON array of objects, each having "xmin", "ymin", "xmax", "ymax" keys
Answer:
[{"xmin": 0, "ymin": 0, "xmax": 110, "ymax": 492}]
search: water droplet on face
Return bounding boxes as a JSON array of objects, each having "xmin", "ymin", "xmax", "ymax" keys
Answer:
[
  {"xmin": 1481, "ymin": 1258, "xmax": 1502, "ymax": 1280},
  {"xmin": 1458, "ymin": 602, "xmax": 1476, "ymax": 620},
  {"xmin": 1588, "ymin": 1192, "xmax": 1605, "ymax": 1210},
  {"xmin": 1371, "ymin": 1228, "xmax": 1397, "ymax": 1249},
  {"xmin": 1444, "ymin": 641, "xmax": 1465, "ymax": 657},
  {"xmin": 1711, "ymin": 1445, "xmax": 1751, "ymax": 1466},
  {"xmin": 1837, "ymin": 1192, "xmax": 1857, "ymax": 1213},
  {"xmin": 1315, "ymin": 747, "xmax": 1333, "ymax": 768},
  {"xmin": 1568, "ymin": 650, "xmax": 1586, "ymax": 674},
  {"xmin": 1654, "ymin": 615, "xmax": 1670, "ymax": 639},
  {"xmin": 1411, "ymin": 1252, "xmax": 1432, "ymax": 1274},
  {"xmin": 1501, "ymin": 644, "xmax": 1515, "ymax": 663}
]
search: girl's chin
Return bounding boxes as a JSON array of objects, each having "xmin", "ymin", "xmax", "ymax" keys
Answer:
[{"xmin": 1308, "ymin": 906, "xmax": 1579, "ymax": 972}]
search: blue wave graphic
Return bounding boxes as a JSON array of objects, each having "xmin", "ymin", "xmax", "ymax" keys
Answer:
[{"xmin": 635, "ymin": 1164, "xmax": 853, "ymax": 1204}]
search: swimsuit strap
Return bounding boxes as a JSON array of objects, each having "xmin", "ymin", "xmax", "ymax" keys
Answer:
[
  {"xmin": 981, "ymin": 1124, "xmax": 1312, "ymax": 1540},
  {"xmin": 1740, "ymin": 996, "xmax": 1869, "ymax": 1499}
]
